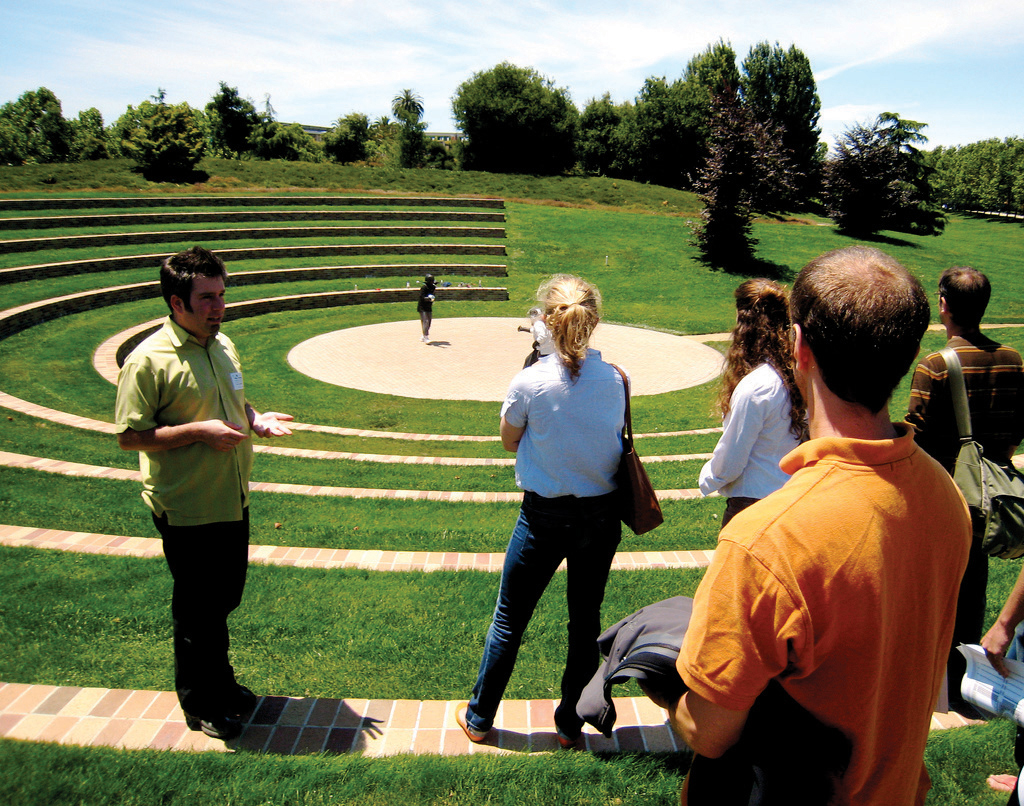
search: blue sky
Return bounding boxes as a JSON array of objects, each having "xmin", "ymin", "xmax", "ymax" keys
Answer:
[{"xmin": 3, "ymin": 0, "xmax": 1022, "ymax": 151}]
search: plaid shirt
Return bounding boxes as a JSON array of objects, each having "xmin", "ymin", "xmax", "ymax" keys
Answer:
[{"xmin": 906, "ymin": 333, "xmax": 1024, "ymax": 472}]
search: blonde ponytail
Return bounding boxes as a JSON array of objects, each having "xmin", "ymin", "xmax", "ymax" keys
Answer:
[{"xmin": 537, "ymin": 274, "xmax": 601, "ymax": 378}]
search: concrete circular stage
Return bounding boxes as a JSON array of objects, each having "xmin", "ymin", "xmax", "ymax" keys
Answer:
[{"xmin": 287, "ymin": 317, "xmax": 724, "ymax": 401}]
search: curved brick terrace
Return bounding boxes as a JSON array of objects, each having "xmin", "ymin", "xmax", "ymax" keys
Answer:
[
  {"xmin": 0, "ymin": 450, "xmax": 710, "ymax": 502},
  {"xmin": 0, "ymin": 680, "xmax": 978, "ymax": 758},
  {"xmin": 0, "ymin": 680, "xmax": 684, "ymax": 757},
  {"xmin": 0, "ymin": 523, "xmax": 715, "ymax": 573},
  {"xmin": 0, "ymin": 524, "xmax": 979, "ymax": 757},
  {"xmin": 0, "ymin": 272, "xmax": 509, "ymax": 344},
  {"xmin": 0, "ymin": 680, "xmax": 980, "ymax": 758},
  {"xmin": 0, "ymin": 244, "xmax": 508, "ymax": 284},
  {"xmin": 0, "ymin": 209, "xmax": 507, "ymax": 231},
  {"xmin": 0, "ymin": 225, "xmax": 507, "ymax": 255},
  {"xmin": 0, "ymin": 195, "xmax": 507, "ymax": 211},
  {"xmin": 2, "ymin": 386, "xmax": 723, "ymax": 446}
]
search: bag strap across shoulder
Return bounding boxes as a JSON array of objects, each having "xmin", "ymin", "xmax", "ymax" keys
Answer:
[
  {"xmin": 610, "ymin": 364, "xmax": 633, "ymax": 446},
  {"xmin": 940, "ymin": 346, "xmax": 974, "ymax": 444}
]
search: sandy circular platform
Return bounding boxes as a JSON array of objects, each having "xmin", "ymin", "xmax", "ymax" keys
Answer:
[{"xmin": 287, "ymin": 317, "xmax": 724, "ymax": 401}]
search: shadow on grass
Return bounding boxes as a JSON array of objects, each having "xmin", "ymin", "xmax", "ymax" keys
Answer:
[
  {"xmin": 744, "ymin": 256, "xmax": 795, "ymax": 281},
  {"xmin": 833, "ymin": 230, "xmax": 920, "ymax": 249},
  {"xmin": 139, "ymin": 166, "xmax": 212, "ymax": 185},
  {"xmin": 695, "ymin": 254, "xmax": 795, "ymax": 282},
  {"xmin": 597, "ymin": 749, "xmax": 693, "ymax": 774}
]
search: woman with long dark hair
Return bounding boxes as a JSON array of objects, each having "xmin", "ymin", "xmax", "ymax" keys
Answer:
[
  {"xmin": 700, "ymin": 278, "xmax": 806, "ymax": 527},
  {"xmin": 456, "ymin": 274, "xmax": 627, "ymax": 748}
]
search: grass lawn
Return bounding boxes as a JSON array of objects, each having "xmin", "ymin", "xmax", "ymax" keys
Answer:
[
  {"xmin": 3, "ymin": 723, "xmax": 1015, "ymax": 806},
  {"xmin": 2, "ymin": 161, "xmax": 1024, "ymax": 804}
]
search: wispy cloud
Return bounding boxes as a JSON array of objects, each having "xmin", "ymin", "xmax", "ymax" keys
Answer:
[{"xmin": 3, "ymin": 0, "xmax": 1022, "ymax": 145}]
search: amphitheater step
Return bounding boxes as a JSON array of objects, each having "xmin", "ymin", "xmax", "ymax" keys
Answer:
[
  {"xmin": 0, "ymin": 210, "xmax": 506, "ymax": 230},
  {"xmin": 0, "ymin": 681, "xmax": 975, "ymax": 757},
  {"xmin": 0, "ymin": 244, "xmax": 507, "ymax": 283},
  {"xmin": 0, "ymin": 226, "xmax": 506, "ymax": 255},
  {"xmin": 0, "ymin": 195, "xmax": 506, "ymax": 211},
  {"xmin": 0, "ymin": 452, "xmax": 707, "ymax": 502},
  {"xmin": 0, "ymin": 524, "xmax": 717, "ymax": 572},
  {"xmin": 0, "ymin": 286, "xmax": 511, "ymax": 344},
  {"xmin": 0, "ymin": 681, "xmax": 684, "ymax": 756}
]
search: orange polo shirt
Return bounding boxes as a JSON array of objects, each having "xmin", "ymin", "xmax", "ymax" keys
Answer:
[{"xmin": 679, "ymin": 425, "xmax": 970, "ymax": 805}]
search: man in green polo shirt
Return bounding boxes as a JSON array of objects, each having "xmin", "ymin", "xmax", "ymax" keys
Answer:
[{"xmin": 115, "ymin": 246, "xmax": 293, "ymax": 741}]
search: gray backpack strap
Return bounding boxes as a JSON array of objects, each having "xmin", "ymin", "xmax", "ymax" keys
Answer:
[{"xmin": 940, "ymin": 347, "xmax": 973, "ymax": 444}]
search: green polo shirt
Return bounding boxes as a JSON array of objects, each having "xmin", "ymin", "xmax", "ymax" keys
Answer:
[{"xmin": 114, "ymin": 316, "xmax": 254, "ymax": 526}]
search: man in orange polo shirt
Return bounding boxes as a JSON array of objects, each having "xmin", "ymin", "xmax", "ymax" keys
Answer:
[{"xmin": 648, "ymin": 246, "xmax": 971, "ymax": 805}]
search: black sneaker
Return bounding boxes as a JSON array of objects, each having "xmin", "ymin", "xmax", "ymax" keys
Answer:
[
  {"xmin": 184, "ymin": 711, "xmax": 242, "ymax": 741},
  {"xmin": 226, "ymin": 684, "xmax": 259, "ymax": 719}
]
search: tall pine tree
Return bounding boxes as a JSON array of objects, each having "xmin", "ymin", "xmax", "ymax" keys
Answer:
[{"xmin": 740, "ymin": 42, "xmax": 822, "ymax": 206}]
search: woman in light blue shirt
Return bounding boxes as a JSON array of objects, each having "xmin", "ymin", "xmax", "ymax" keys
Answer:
[
  {"xmin": 699, "ymin": 278, "xmax": 806, "ymax": 527},
  {"xmin": 457, "ymin": 275, "xmax": 626, "ymax": 748}
]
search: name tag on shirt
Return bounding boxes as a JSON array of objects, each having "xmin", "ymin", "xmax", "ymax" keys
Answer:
[{"xmin": 230, "ymin": 372, "xmax": 244, "ymax": 391}]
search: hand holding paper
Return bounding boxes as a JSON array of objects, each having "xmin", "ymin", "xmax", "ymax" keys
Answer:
[{"xmin": 958, "ymin": 643, "xmax": 1024, "ymax": 723}]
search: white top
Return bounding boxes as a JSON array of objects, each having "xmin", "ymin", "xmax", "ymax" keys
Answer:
[
  {"xmin": 699, "ymin": 363, "xmax": 800, "ymax": 500},
  {"xmin": 531, "ymin": 320, "xmax": 555, "ymax": 356},
  {"xmin": 501, "ymin": 349, "xmax": 625, "ymax": 498}
]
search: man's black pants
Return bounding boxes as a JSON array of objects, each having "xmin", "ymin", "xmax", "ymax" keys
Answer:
[
  {"xmin": 948, "ymin": 533, "xmax": 988, "ymax": 703},
  {"xmin": 153, "ymin": 509, "xmax": 249, "ymax": 717}
]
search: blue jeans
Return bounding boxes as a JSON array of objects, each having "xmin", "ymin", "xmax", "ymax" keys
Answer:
[{"xmin": 465, "ymin": 490, "xmax": 621, "ymax": 737}]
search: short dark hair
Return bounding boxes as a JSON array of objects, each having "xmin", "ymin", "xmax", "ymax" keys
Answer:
[
  {"xmin": 791, "ymin": 246, "xmax": 930, "ymax": 414},
  {"xmin": 939, "ymin": 266, "xmax": 990, "ymax": 330},
  {"xmin": 159, "ymin": 246, "xmax": 228, "ymax": 312}
]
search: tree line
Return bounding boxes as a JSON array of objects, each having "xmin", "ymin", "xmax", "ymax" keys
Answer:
[
  {"xmin": 931, "ymin": 138, "xmax": 1024, "ymax": 214},
  {"xmin": 1, "ymin": 40, "xmax": 1020, "ymax": 263},
  {"xmin": 0, "ymin": 84, "xmax": 449, "ymax": 179}
]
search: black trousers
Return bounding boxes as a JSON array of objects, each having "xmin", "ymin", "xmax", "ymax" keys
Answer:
[
  {"xmin": 948, "ymin": 533, "xmax": 988, "ymax": 702},
  {"xmin": 153, "ymin": 508, "xmax": 250, "ymax": 717}
]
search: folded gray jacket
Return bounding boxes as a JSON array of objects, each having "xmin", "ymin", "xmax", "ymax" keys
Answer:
[
  {"xmin": 577, "ymin": 596, "xmax": 692, "ymax": 737},
  {"xmin": 579, "ymin": 596, "xmax": 852, "ymax": 805}
]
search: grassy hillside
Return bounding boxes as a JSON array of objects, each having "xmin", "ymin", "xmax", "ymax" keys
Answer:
[{"xmin": 0, "ymin": 158, "xmax": 705, "ymax": 216}]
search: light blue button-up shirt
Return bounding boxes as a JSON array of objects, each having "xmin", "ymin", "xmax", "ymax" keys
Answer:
[{"xmin": 501, "ymin": 349, "xmax": 626, "ymax": 498}]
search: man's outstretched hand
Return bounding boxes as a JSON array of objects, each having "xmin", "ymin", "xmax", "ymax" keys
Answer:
[{"xmin": 251, "ymin": 411, "xmax": 294, "ymax": 438}]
